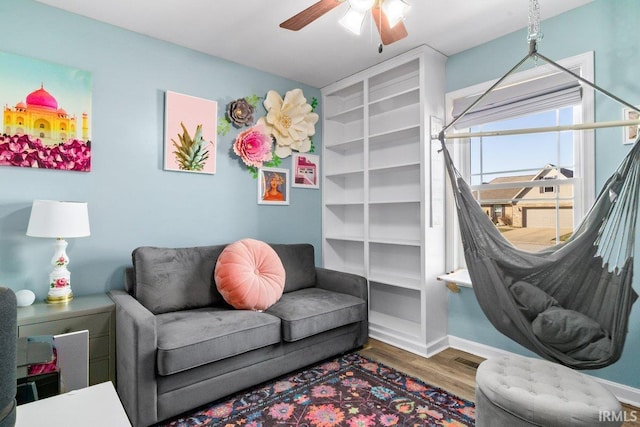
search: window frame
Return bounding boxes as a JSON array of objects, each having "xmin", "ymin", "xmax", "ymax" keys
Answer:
[{"xmin": 444, "ymin": 52, "xmax": 595, "ymax": 271}]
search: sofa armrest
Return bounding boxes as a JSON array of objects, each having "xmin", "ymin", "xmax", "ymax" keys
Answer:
[
  {"xmin": 315, "ymin": 268, "xmax": 369, "ymax": 346},
  {"xmin": 315, "ymin": 267, "xmax": 368, "ymax": 303},
  {"xmin": 109, "ymin": 290, "xmax": 158, "ymax": 427}
]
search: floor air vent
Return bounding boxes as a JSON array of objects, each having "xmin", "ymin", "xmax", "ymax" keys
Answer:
[{"xmin": 454, "ymin": 357, "xmax": 480, "ymax": 370}]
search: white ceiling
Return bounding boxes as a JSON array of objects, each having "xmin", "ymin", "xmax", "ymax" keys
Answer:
[{"xmin": 35, "ymin": 0, "xmax": 592, "ymax": 88}]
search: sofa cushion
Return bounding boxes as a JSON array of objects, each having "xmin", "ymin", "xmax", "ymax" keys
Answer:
[
  {"xmin": 132, "ymin": 246, "xmax": 225, "ymax": 314},
  {"xmin": 266, "ymin": 288, "xmax": 366, "ymax": 342},
  {"xmin": 270, "ymin": 244, "xmax": 317, "ymax": 293},
  {"xmin": 155, "ymin": 308, "xmax": 281, "ymax": 376},
  {"xmin": 214, "ymin": 239, "xmax": 285, "ymax": 310}
]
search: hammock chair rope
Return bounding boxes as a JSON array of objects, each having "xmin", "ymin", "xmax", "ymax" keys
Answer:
[{"xmin": 437, "ymin": 4, "xmax": 639, "ymax": 367}]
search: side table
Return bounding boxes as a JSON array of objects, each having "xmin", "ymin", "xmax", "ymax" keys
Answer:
[
  {"xmin": 15, "ymin": 381, "xmax": 131, "ymax": 426},
  {"xmin": 16, "ymin": 293, "xmax": 116, "ymax": 386}
]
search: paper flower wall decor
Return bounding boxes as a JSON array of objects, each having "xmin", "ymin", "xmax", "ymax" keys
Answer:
[
  {"xmin": 227, "ymin": 98, "xmax": 255, "ymax": 128},
  {"xmin": 218, "ymin": 95, "xmax": 261, "ymax": 136},
  {"xmin": 233, "ymin": 123, "xmax": 273, "ymax": 168},
  {"xmin": 257, "ymin": 89, "xmax": 319, "ymax": 158}
]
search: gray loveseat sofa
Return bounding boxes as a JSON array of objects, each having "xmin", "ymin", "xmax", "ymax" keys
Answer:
[{"xmin": 109, "ymin": 243, "xmax": 368, "ymax": 427}]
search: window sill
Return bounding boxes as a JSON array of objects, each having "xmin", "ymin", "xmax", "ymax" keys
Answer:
[{"xmin": 437, "ymin": 269, "xmax": 472, "ymax": 293}]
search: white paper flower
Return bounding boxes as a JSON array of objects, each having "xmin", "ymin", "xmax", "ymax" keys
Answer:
[{"xmin": 257, "ymin": 89, "xmax": 319, "ymax": 158}]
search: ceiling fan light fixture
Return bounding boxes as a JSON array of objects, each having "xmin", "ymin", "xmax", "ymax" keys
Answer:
[
  {"xmin": 381, "ymin": 0, "xmax": 410, "ymax": 28},
  {"xmin": 339, "ymin": 7, "xmax": 367, "ymax": 35},
  {"xmin": 348, "ymin": 0, "xmax": 376, "ymax": 13}
]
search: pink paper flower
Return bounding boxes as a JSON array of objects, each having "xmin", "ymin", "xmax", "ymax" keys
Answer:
[{"xmin": 233, "ymin": 124, "xmax": 273, "ymax": 168}]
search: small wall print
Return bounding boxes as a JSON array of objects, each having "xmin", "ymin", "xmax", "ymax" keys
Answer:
[
  {"xmin": 258, "ymin": 167, "xmax": 289, "ymax": 205},
  {"xmin": 164, "ymin": 91, "xmax": 217, "ymax": 174},
  {"xmin": 291, "ymin": 153, "xmax": 319, "ymax": 189},
  {"xmin": 622, "ymin": 106, "xmax": 640, "ymax": 145},
  {"xmin": 0, "ymin": 50, "xmax": 92, "ymax": 172}
]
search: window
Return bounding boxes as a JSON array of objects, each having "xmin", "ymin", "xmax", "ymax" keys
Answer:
[
  {"xmin": 540, "ymin": 177, "xmax": 555, "ymax": 194},
  {"xmin": 444, "ymin": 52, "xmax": 595, "ymax": 269},
  {"xmin": 470, "ymin": 108, "xmax": 574, "ymax": 251}
]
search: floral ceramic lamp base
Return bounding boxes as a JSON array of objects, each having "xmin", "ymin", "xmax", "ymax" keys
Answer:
[{"xmin": 46, "ymin": 238, "xmax": 73, "ymax": 303}]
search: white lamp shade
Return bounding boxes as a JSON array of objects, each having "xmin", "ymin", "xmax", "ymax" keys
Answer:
[
  {"xmin": 381, "ymin": 0, "xmax": 410, "ymax": 28},
  {"xmin": 339, "ymin": 7, "xmax": 367, "ymax": 35},
  {"xmin": 348, "ymin": 0, "xmax": 375, "ymax": 12},
  {"xmin": 27, "ymin": 200, "xmax": 90, "ymax": 238}
]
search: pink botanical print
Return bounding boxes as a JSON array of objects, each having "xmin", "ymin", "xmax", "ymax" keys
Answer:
[
  {"xmin": 305, "ymin": 404, "xmax": 345, "ymax": 427},
  {"xmin": 157, "ymin": 354, "xmax": 476, "ymax": 427},
  {"xmin": 311, "ymin": 385, "xmax": 336, "ymax": 398},
  {"xmin": 347, "ymin": 414, "xmax": 376, "ymax": 427},
  {"xmin": 268, "ymin": 402, "xmax": 294, "ymax": 421}
]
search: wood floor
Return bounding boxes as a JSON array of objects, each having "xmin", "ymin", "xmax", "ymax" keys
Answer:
[{"xmin": 358, "ymin": 339, "xmax": 640, "ymax": 427}]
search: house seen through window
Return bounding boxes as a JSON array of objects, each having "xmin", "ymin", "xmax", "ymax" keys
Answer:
[{"xmin": 469, "ymin": 107, "xmax": 575, "ymax": 252}]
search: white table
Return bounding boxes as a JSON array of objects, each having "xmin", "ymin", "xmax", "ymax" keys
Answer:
[{"xmin": 16, "ymin": 381, "xmax": 131, "ymax": 426}]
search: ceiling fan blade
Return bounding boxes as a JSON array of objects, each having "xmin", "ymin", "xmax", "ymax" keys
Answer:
[
  {"xmin": 372, "ymin": 5, "xmax": 408, "ymax": 45},
  {"xmin": 280, "ymin": 0, "xmax": 344, "ymax": 31}
]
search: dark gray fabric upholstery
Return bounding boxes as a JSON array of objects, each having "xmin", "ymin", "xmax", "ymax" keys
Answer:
[
  {"xmin": 510, "ymin": 280, "xmax": 558, "ymax": 320},
  {"xmin": 532, "ymin": 306, "xmax": 605, "ymax": 352},
  {"xmin": 156, "ymin": 308, "xmax": 281, "ymax": 375},
  {"xmin": 267, "ymin": 288, "xmax": 365, "ymax": 342},
  {"xmin": 316, "ymin": 267, "xmax": 369, "ymax": 344},
  {"xmin": 111, "ymin": 245, "xmax": 368, "ymax": 427},
  {"xmin": 270, "ymin": 244, "xmax": 316, "ymax": 292},
  {"xmin": 110, "ymin": 290, "xmax": 158, "ymax": 427},
  {"xmin": 132, "ymin": 246, "xmax": 225, "ymax": 314},
  {"xmin": 157, "ymin": 323, "xmax": 361, "ymax": 394},
  {"xmin": 569, "ymin": 336, "xmax": 612, "ymax": 361},
  {"xmin": 0, "ymin": 288, "xmax": 17, "ymax": 427},
  {"xmin": 156, "ymin": 326, "xmax": 362, "ymax": 422}
]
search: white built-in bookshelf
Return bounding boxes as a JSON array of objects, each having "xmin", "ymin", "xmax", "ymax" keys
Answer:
[{"xmin": 321, "ymin": 45, "xmax": 448, "ymax": 356}]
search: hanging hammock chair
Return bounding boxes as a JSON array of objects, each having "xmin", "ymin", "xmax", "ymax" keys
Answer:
[{"xmin": 439, "ymin": 41, "xmax": 640, "ymax": 370}]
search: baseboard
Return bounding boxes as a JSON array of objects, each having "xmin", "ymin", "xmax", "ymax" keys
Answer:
[
  {"xmin": 369, "ymin": 331, "xmax": 449, "ymax": 358},
  {"xmin": 448, "ymin": 335, "xmax": 640, "ymax": 408},
  {"xmin": 425, "ymin": 336, "xmax": 450, "ymax": 357}
]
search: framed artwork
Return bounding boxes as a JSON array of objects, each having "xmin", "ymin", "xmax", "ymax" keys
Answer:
[
  {"xmin": 258, "ymin": 167, "xmax": 289, "ymax": 205},
  {"xmin": 0, "ymin": 50, "xmax": 92, "ymax": 172},
  {"xmin": 622, "ymin": 106, "xmax": 640, "ymax": 145},
  {"xmin": 164, "ymin": 91, "xmax": 217, "ymax": 174},
  {"xmin": 291, "ymin": 153, "xmax": 320, "ymax": 189}
]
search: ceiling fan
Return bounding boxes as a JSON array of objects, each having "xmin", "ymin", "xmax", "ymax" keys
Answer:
[{"xmin": 280, "ymin": 0, "xmax": 410, "ymax": 46}]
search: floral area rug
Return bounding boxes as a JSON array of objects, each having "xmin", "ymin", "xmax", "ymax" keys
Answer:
[{"xmin": 157, "ymin": 353, "xmax": 475, "ymax": 427}]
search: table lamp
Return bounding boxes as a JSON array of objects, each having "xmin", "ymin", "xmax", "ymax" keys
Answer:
[{"xmin": 26, "ymin": 200, "xmax": 90, "ymax": 303}]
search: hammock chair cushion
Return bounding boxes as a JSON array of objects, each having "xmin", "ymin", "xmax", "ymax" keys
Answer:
[
  {"xmin": 569, "ymin": 336, "xmax": 612, "ymax": 361},
  {"xmin": 532, "ymin": 306, "xmax": 606, "ymax": 352},
  {"xmin": 510, "ymin": 280, "xmax": 558, "ymax": 320}
]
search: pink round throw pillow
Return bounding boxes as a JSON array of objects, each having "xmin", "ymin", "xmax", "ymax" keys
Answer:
[{"xmin": 214, "ymin": 239, "xmax": 286, "ymax": 310}]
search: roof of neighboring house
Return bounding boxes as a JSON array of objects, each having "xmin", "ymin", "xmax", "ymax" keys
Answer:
[
  {"xmin": 475, "ymin": 165, "xmax": 574, "ymax": 206},
  {"xmin": 474, "ymin": 174, "xmax": 536, "ymax": 204}
]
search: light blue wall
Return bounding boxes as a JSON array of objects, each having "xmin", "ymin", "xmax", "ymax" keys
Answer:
[
  {"xmin": 0, "ymin": 0, "xmax": 322, "ymax": 300},
  {"xmin": 446, "ymin": 0, "xmax": 640, "ymax": 388}
]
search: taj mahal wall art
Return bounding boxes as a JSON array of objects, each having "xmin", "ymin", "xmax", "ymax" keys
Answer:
[{"xmin": 0, "ymin": 50, "xmax": 92, "ymax": 172}]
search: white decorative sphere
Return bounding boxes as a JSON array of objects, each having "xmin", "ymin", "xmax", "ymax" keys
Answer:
[{"xmin": 15, "ymin": 289, "xmax": 36, "ymax": 307}]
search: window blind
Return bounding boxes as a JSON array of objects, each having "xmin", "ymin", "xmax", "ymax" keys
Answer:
[{"xmin": 451, "ymin": 70, "xmax": 582, "ymax": 129}]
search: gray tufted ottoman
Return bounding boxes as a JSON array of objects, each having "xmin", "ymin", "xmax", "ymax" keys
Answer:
[{"xmin": 475, "ymin": 354, "xmax": 623, "ymax": 427}]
